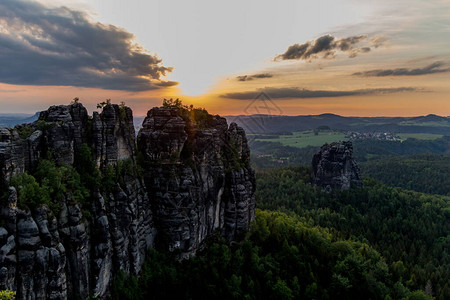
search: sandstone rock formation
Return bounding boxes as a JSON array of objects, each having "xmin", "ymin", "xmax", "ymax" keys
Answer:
[
  {"xmin": 137, "ymin": 107, "xmax": 255, "ymax": 257},
  {"xmin": 312, "ymin": 141, "xmax": 363, "ymax": 191},
  {"xmin": 0, "ymin": 103, "xmax": 255, "ymax": 299}
]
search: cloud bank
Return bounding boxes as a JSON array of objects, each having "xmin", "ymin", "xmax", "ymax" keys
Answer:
[
  {"xmin": 0, "ymin": 0, "xmax": 177, "ymax": 91},
  {"xmin": 220, "ymin": 87, "xmax": 415, "ymax": 100},
  {"xmin": 353, "ymin": 62, "xmax": 449, "ymax": 76},
  {"xmin": 274, "ymin": 34, "xmax": 380, "ymax": 61},
  {"xmin": 236, "ymin": 73, "xmax": 273, "ymax": 81}
]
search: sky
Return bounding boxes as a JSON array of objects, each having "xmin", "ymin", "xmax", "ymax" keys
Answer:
[{"xmin": 0, "ymin": 0, "xmax": 449, "ymax": 116}]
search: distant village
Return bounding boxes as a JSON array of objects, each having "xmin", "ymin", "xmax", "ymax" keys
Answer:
[{"xmin": 346, "ymin": 131, "xmax": 400, "ymax": 141}]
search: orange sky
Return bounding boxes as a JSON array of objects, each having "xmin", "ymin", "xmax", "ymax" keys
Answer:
[
  {"xmin": 1, "ymin": 82, "xmax": 448, "ymax": 117},
  {"xmin": 0, "ymin": 0, "xmax": 449, "ymax": 117}
]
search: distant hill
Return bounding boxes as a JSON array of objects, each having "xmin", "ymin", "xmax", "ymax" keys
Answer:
[
  {"xmin": 7, "ymin": 112, "xmax": 449, "ymax": 136},
  {"xmin": 226, "ymin": 113, "xmax": 450, "ymax": 134},
  {"xmin": 0, "ymin": 112, "xmax": 39, "ymax": 127}
]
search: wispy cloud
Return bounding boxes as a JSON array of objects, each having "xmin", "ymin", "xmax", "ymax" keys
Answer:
[
  {"xmin": 0, "ymin": 0, "xmax": 177, "ymax": 91},
  {"xmin": 220, "ymin": 86, "xmax": 416, "ymax": 100},
  {"xmin": 274, "ymin": 34, "xmax": 382, "ymax": 61},
  {"xmin": 236, "ymin": 73, "xmax": 273, "ymax": 81},
  {"xmin": 0, "ymin": 89, "xmax": 26, "ymax": 93},
  {"xmin": 353, "ymin": 62, "xmax": 450, "ymax": 77}
]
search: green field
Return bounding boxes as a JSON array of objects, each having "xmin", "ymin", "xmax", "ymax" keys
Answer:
[
  {"xmin": 251, "ymin": 131, "xmax": 445, "ymax": 149},
  {"xmin": 398, "ymin": 133, "xmax": 443, "ymax": 140},
  {"xmin": 254, "ymin": 130, "xmax": 347, "ymax": 148}
]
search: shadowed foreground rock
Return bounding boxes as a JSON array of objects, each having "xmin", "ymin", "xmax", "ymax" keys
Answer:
[
  {"xmin": 0, "ymin": 103, "xmax": 255, "ymax": 299},
  {"xmin": 312, "ymin": 141, "xmax": 363, "ymax": 191},
  {"xmin": 137, "ymin": 107, "xmax": 255, "ymax": 257}
]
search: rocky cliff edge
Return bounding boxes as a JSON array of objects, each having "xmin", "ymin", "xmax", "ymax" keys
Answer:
[{"xmin": 0, "ymin": 103, "xmax": 255, "ymax": 299}]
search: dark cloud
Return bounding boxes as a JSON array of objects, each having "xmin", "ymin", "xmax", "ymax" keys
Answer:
[
  {"xmin": 336, "ymin": 36, "xmax": 366, "ymax": 51},
  {"xmin": 155, "ymin": 81, "xmax": 180, "ymax": 87},
  {"xmin": 274, "ymin": 34, "xmax": 375, "ymax": 61},
  {"xmin": 353, "ymin": 62, "xmax": 449, "ymax": 77},
  {"xmin": 305, "ymin": 35, "xmax": 335, "ymax": 58},
  {"xmin": 277, "ymin": 43, "xmax": 310, "ymax": 60},
  {"xmin": 220, "ymin": 87, "xmax": 416, "ymax": 100},
  {"xmin": 236, "ymin": 73, "xmax": 273, "ymax": 81},
  {"xmin": 0, "ymin": 0, "xmax": 177, "ymax": 91}
]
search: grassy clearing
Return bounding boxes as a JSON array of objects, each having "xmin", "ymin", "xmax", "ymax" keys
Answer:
[
  {"xmin": 255, "ymin": 130, "xmax": 347, "ymax": 148},
  {"xmin": 398, "ymin": 133, "xmax": 443, "ymax": 140}
]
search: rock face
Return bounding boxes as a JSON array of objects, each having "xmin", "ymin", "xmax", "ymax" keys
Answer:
[
  {"xmin": 0, "ymin": 104, "xmax": 155, "ymax": 299},
  {"xmin": 0, "ymin": 103, "xmax": 256, "ymax": 299},
  {"xmin": 312, "ymin": 141, "xmax": 363, "ymax": 191},
  {"xmin": 92, "ymin": 104, "xmax": 136, "ymax": 167},
  {"xmin": 137, "ymin": 107, "xmax": 255, "ymax": 257}
]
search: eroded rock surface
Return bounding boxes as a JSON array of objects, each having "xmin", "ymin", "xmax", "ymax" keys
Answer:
[
  {"xmin": 0, "ymin": 103, "xmax": 256, "ymax": 298},
  {"xmin": 137, "ymin": 107, "xmax": 255, "ymax": 257},
  {"xmin": 0, "ymin": 104, "xmax": 154, "ymax": 299},
  {"xmin": 312, "ymin": 141, "xmax": 363, "ymax": 191}
]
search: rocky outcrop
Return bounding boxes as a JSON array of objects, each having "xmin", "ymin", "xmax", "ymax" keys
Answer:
[
  {"xmin": 38, "ymin": 103, "xmax": 88, "ymax": 165},
  {"xmin": 92, "ymin": 104, "xmax": 136, "ymax": 167},
  {"xmin": 0, "ymin": 103, "xmax": 256, "ymax": 298},
  {"xmin": 0, "ymin": 103, "xmax": 155, "ymax": 299},
  {"xmin": 137, "ymin": 107, "xmax": 255, "ymax": 258},
  {"xmin": 0, "ymin": 127, "xmax": 40, "ymax": 184},
  {"xmin": 312, "ymin": 141, "xmax": 363, "ymax": 191}
]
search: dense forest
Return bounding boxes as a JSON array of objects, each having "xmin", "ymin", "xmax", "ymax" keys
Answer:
[
  {"xmin": 112, "ymin": 210, "xmax": 436, "ymax": 300},
  {"xmin": 359, "ymin": 154, "xmax": 450, "ymax": 196},
  {"xmin": 352, "ymin": 138, "xmax": 450, "ymax": 162},
  {"xmin": 256, "ymin": 167, "xmax": 449, "ymax": 299},
  {"xmin": 111, "ymin": 166, "xmax": 449, "ymax": 300}
]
